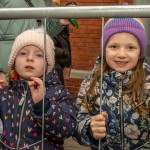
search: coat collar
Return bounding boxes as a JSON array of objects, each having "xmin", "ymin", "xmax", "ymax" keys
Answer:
[{"xmin": 9, "ymin": 68, "xmax": 62, "ymax": 89}]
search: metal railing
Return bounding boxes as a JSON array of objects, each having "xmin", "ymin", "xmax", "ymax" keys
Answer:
[
  {"xmin": 0, "ymin": 5, "xmax": 150, "ymax": 150},
  {"xmin": 0, "ymin": 5, "xmax": 150, "ymax": 19}
]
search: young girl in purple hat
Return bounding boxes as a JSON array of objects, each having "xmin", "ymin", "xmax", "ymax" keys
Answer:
[{"xmin": 74, "ymin": 18, "xmax": 150, "ymax": 150}]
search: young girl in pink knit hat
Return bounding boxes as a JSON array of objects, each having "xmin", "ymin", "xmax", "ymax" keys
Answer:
[
  {"xmin": 0, "ymin": 28, "xmax": 76, "ymax": 150},
  {"xmin": 74, "ymin": 18, "xmax": 150, "ymax": 150}
]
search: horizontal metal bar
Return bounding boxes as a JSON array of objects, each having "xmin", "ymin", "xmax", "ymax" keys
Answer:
[{"xmin": 0, "ymin": 5, "xmax": 150, "ymax": 19}]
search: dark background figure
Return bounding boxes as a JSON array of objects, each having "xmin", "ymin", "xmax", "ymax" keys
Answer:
[
  {"xmin": 52, "ymin": 1, "xmax": 77, "ymax": 85},
  {"xmin": 53, "ymin": 26, "xmax": 71, "ymax": 85}
]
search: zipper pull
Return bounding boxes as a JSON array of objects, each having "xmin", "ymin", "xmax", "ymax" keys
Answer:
[
  {"xmin": 19, "ymin": 94, "xmax": 25, "ymax": 106},
  {"xmin": 19, "ymin": 83, "xmax": 29, "ymax": 106},
  {"xmin": 19, "ymin": 89, "xmax": 27, "ymax": 106}
]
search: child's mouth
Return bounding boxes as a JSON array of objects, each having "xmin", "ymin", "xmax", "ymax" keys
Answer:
[
  {"xmin": 115, "ymin": 61, "xmax": 128, "ymax": 66},
  {"xmin": 25, "ymin": 66, "xmax": 34, "ymax": 69}
]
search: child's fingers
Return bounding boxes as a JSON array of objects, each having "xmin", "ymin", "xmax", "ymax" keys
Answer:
[
  {"xmin": 90, "ymin": 112, "xmax": 107, "ymax": 140},
  {"xmin": 92, "ymin": 112, "xmax": 107, "ymax": 121},
  {"xmin": 30, "ymin": 77, "xmax": 43, "ymax": 86},
  {"xmin": 0, "ymin": 80, "xmax": 4, "ymax": 85},
  {"xmin": 28, "ymin": 77, "xmax": 41, "ymax": 89},
  {"xmin": 28, "ymin": 81, "xmax": 35, "ymax": 86},
  {"xmin": 28, "ymin": 77, "xmax": 45, "ymax": 95},
  {"xmin": 28, "ymin": 77, "xmax": 45, "ymax": 103},
  {"xmin": 101, "ymin": 112, "xmax": 108, "ymax": 118},
  {"xmin": 92, "ymin": 132, "xmax": 106, "ymax": 140},
  {"xmin": 28, "ymin": 81, "xmax": 36, "ymax": 91},
  {"xmin": 0, "ymin": 80, "xmax": 8, "ymax": 88},
  {"xmin": 94, "ymin": 126, "xmax": 106, "ymax": 134},
  {"xmin": 0, "ymin": 80, "xmax": 6, "ymax": 88},
  {"xmin": 90, "ymin": 120, "xmax": 106, "ymax": 140},
  {"xmin": 90, "ymin": 120, "xmax": 106, "ymax": 128}
]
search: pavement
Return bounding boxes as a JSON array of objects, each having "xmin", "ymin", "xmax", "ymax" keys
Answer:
[{"xmin": 64, "ymin": 137, "xmax": 90, "ymax": 150}]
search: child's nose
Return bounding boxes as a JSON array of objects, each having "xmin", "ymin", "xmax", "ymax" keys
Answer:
[
  {"xmin": 117, "ymin": 48, "xmax": 126, "ymax": 57},
  {"xmin": 27, "ymin": 54, "xmax": 34, "ymax": 61}
]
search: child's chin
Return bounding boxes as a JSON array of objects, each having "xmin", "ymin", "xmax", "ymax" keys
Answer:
[
  {"xmin": 113, "ymin": 68, "xmax": 127, "ymax": 73},
  {"xmin": 21, "ymin": 74, "xmax": 42, "ymax": 80}
]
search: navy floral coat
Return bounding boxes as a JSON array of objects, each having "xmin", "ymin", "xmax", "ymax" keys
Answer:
[
  {"xmin": 0, "ymin": 69, "xmax": 76, "ymax": 150},
  {"xmin": 74, "ymin": 60, "xmax": 150, "ymax": 150}
]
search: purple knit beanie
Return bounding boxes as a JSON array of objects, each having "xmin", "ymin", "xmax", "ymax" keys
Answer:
[{"xmin": 104, "ymin": 18, "xmax": 147, "ymax": 58}]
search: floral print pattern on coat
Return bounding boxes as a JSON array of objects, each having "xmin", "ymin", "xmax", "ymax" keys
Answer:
[{"xmin": 74, "ymin": 60, "xmax": 150, "ymax": 150}]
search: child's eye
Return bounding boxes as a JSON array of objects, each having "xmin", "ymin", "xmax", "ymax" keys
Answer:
[
  {"xmin": 19, "ymin": 51, "xmax": 26, "ymax": 56},
  {"xmin": 109, "ymin": 45, "xmax": 117, "ymax": 49},
  {"xmin": 128, "ymin": 46, "xmax": 136, "ymax": 50},
  {"xmin": 36, "ymin": 53, "xmax": 43, "ymax": 58}
]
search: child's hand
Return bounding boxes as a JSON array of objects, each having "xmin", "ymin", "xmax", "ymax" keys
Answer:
[
  {"xmin": 59, "ymin": 19, "xmax": 70, "ymax": 25},
  {"xmin": 53, "ymin": 0, "xmax": 61, "ymax": 6},
  {"xmin": 0, "ymin": 73, "xmax": 8, "ymax": 88},
  {"xmin": 28, "ymin": 77, "xmax": 45, "ymax": 104},
  {"xmin": 0, "ymin": 80, "xmax": 4, "ymax": 88},
  {"xmin": 90, "ymin": 112, "xmax": 107, "ymax": 140}
]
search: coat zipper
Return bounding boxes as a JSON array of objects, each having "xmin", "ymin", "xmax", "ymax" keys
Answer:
[
  {"xmin": 16, "ymin": 85, "xmax": 28, "ymax": 150},
  {"xmin": 118, "ymin": 80, "xmax": 124, "ymax": 150}
]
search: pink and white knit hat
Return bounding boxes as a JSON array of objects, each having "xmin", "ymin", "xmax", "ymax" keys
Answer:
[{"xmin": 8, "ymin": 28, "xmax": 55, "ymax": 74}]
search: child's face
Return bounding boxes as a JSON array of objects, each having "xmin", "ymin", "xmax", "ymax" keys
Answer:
[
  {"xmin": 15, "ymin": 45, "xmax": 46, "ymax": 80},
  {"xmin": 105, "ymin": 32, "xmax": 140, "ymax": 73}
]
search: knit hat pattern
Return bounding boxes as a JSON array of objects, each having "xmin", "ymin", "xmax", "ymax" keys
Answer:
[
  {"xmin": 8, "ymin": 28, "xmax": 55, "ymax": 74},
  {"xmin": 104, "ymin": 18, "xmax": 147, "ymax": 58}
]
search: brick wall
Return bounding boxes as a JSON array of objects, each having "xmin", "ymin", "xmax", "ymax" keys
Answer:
[{"xmin": 62, "ymin": 0, "xmax": 133, "ymax": 99}]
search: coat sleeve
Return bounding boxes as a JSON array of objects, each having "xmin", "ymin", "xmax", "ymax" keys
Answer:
[
  {"xmin": 46, "ymin": 19, "xmax": 65, "ymax": 38},
  {"xmin": 0, "ymin": 63, "xmax": 3, "ymax": 72},
  {"xmin": 32, "ymin": 84, "xmax": 76, "ymax": 141},
  {"xmin": 73, "ymin": 77, "xmax": 99, "ymax": 149},
  {"xmin": 144, "ymin": 61, "xmax": 150, "ymax": 117},
  {"xmin": 143, "ymin": 61, "xmax": 150, "ymax": 141},
  {"xmin": 46, "ymin": 0, "xmax": 64, "ymax": 38}
]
